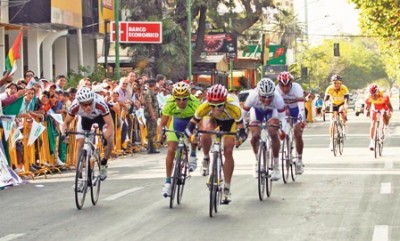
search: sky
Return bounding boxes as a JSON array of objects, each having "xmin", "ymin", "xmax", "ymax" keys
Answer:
[{"xmin": 293, "ymin": 0, "xmax": 361, "ymax": 45}]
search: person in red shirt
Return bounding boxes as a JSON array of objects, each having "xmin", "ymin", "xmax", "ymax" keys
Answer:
[{"xmin": 365, "ymin": 84, "xmax": 393, "ymax": 150}]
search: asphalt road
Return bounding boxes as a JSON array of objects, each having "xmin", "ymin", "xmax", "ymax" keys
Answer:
[{"xmin": 0, "ymin": 110, "xmax": 399, "ymax": 241}]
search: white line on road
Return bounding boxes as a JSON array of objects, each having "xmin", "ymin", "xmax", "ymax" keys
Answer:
[
  {"xmin": 384, "ymin": 160, "xmax": 393, "ymax": 169},
  {"xmin": 103, "ymin": 187, "xmax": 144, "ymax": 201},
  {"xmin": 372, "ymin": 225, "xmax": 388, "ymax": 241},
  {"xmin": 380, "ymin": 183, "xmax": 392, "ymax": 194},
  {"xmin": 0, "ymin": 234, "xmax": 26, "ymax": 241}
]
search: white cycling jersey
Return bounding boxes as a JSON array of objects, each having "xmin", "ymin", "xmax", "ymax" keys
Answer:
[
  {"xmin": 68, "ymin": 93, "xmax": 110, "ymax": 119},
  {"xmin": 275, "ymin": 82, "xmax": 305, "ymax": 121}
]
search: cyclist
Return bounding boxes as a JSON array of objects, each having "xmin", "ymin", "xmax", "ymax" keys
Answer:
[
  {"xmin": 323, "ymin": 74, "xmax": 350, "ymax": 150},
  {"xmin": 365, "ymin": 84, "xmax": 393, "ymax": 150},
  {"xmin": 242, "ymin": 78, "xmax": 286, "ymax": 180},
  {"xmin": 185, "ymin": 84, "xmax": 247, "ymax": 204},
  {"xmin": 275, "ymin": 71, "xmax": 306, "ymax": 174},
  {"xmin": 61, "ymin": 87, "xmax": 114, "ymax": 180},
  {"xmin": 158, "ymin": 82, "xmax": 201, "ymax": 197}
]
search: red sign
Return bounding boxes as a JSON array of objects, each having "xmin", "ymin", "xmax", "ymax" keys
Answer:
[{"xmin": 110, "ymin": 21, "xmax": 162, "ymax": 44}]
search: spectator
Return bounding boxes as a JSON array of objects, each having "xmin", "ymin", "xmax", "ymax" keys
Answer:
[
  {"xmin": 315, "ymin": 94, "xmax": 323, "ymax": 118},
  {"xmin": 55, "ymin": 75, "xmax": 67, "ymax": 92},
  {"xmin": 144, "ymin": 78, "xmax": 160, "ymax": 154}
]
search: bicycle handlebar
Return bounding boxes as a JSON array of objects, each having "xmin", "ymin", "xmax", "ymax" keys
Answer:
[{"xmin": 65, "ymin": 131, "xmax": 103, "ymax": 137}]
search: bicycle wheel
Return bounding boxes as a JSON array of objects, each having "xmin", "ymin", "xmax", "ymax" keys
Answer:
[
  {"xmin": 289, "ymin": 138, "xmax": 297, "ymax": 181},
  {"xmin": 332, "ymin": 122, "xmax": 338, "ymax": 156},
  {"xmin": 75, "ymin": 150, "xmax": 88, "ymax": 210},
  {"xmin": 379, "ymin": 128, "xmax": 384, "ymax": 156},
  {"xmin": 177, "ymin": 147, "xmax": 187, "ymax": 205},
  {"xmin": 90, "ymin": 150, "xmax": 101, "ymax": 206},
  {"xmin": 337, "ymin": 123, "xmax": 344, "ymax": 155},
  {"xmin": 209, "ymin": 153, "xmax": 218, "ymax": 217},
  {"xmin": 169, "ymin": 157, "xmax": 180, "ymax": 208},
  {"xmin": 266, "ymin": 143, "xmax": 273, "ymax": 197},
  {"xmin": 281, "ymin": 137, "xmax": 290, "ymax": 184},
  {"xmin": 374, "ymin": 122, "xmax": 380, "ymax": 159},
  {"xmin": 258, "ymin": 142, "xmax": 266, "ymax": 200}
]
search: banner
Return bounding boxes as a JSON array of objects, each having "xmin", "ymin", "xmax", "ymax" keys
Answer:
[
  {"xmin": 0, "ymin": 115, "xmax": 16, "ymax": 141},
  {"xmin": 28, "ymin": 120, "xmax": 46, "ymax": 146},
  {"xmin": 0, "ymin": 147, "xmax": 23, "ymax": 188},
  {"xmin": 49, "ymin": 113, "xmax": 64, "ymax": 125},
  {"xmin": 10, "ymin": 128, "xmax": 23, "ymax": 148}
]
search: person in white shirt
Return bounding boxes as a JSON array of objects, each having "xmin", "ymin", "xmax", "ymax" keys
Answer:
[
  {"xmin": 242, "ymin": 78, "xmax": 287, "ymax": 181},
  {"xmin": 275, "ymin": 71, "xmax": 306, "ymax": 174}
]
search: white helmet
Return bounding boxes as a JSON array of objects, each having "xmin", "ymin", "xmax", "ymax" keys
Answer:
[
  {"xmin": 257, "ymin": 78, "xmax": 275, "ymax": 96},
  {"xmin": 76, "ymin": 87, "xmax": 94, "ymax": 103}
]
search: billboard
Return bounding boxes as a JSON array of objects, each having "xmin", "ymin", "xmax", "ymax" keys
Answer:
[
  {"xmin": 110, "ymin": 21, "xmax": 162, "ymax": 43},
  {"xmin": 267, "ymin": 45, "xmax": 286, "ymax": 65},
  {"xmin": 192, "ymin": 32, "xmax": 237, "ymax": 58}
]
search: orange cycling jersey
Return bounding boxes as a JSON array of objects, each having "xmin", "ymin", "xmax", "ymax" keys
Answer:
[{"xmin": 365, "ymin": 91, "xmax": 390, "ymax": 110}]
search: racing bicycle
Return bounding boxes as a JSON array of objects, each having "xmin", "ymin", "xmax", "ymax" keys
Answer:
[
  {"xmin": 162, "ymin": 129, "xmax": 190, "ymax": 208},
  {"xmin": 326, "ymin": 110, "xmax": 345, "ymax": 156},
  {"xmin": 66, "ymin": 127, "xmax": 103, "ymax": 210},
  {"xmin": 196, "ymin": 128, "xmax": 237, "ymax": 217},
  {"xmin": 371, "ymin": 109, "xmax": 388, "ymax": 158}
]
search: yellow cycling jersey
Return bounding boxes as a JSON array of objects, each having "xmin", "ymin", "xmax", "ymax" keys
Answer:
[
  {"xmin": 194, "ymin": 97, "xmax": 243, "ymax": 122},
  {"xmin": 325, "ymin": 84, "xmax": 349, "ymax": 106}
]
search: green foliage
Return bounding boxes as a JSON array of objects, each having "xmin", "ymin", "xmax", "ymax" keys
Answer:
[{"xmin": 66, "ymin": 65, "xmax": 118, "ymax": 88}]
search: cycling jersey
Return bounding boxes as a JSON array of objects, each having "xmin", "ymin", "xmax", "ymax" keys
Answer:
[
  {"xmin": 162, "ymin": 94, "xmax": 200, "ymax": 142},
  {"xmin": 275, "ymin": 82, "xmax": 305, "ymax": 121},
  {"xmin": 162, "ymin": 94, "xmax": 200, "ymax": 118},
  {"xmin": 242, "ymin": 89, "xmax": 286, "ymax": 130},
  {"xmin": 194, "ymin": 97, "xmax": 243, "ymax": 123},
  {"xmin": 324, "ymin": 84, "xmax": 349, "ymax": 106},
  {"xmin": 68, "ymin": 93, "xmax": 110, "ymax": 119},
  {"xmin": 365, "ymin": 91, "xmax": 390, "ymax": 110}
]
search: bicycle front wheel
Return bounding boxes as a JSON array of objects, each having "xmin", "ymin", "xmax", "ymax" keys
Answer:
[
  {"xmin": 379, "ymin": 128, "xmax": 384, "ymax": 156},
  {"xmin": 90, "ymin": 151, "xmax": 101, "ymax": 206},
  {"xmin": 209, "ymin": 152, "xmax": 219, "ymax": 217},
  {"xmin": 176, "ymin": 147, "xmax": 187, "ymax": 205},
  {"xmin": 374, "ymin": 122, "xmax": 380, "ymax": 159},
  {"xmin": 169, "ymin": 157, "xmax": 180, "ymax": 208},
  {"xmin": 75, "ymin": 150, "xmax": 88, "ymax": 210},
  {"xmin": 258, "ymin": 142, "xmax": 267, "ymax": 200},
  {"xmin": 266, "ymin": 143, "xmax": 273, "ymax": 197},
  {"xmin": 332, "ymin": 123, "xmax": 338, "ymax": 156},
  {"xmin": 281, "ymin": 137, "xmax": 290, "ymax": 184}
]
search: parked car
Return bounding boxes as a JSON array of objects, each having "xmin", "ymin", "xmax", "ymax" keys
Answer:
[{"xmin": 355, "ymin": 93, "xmax": 365, "ymax": 116}]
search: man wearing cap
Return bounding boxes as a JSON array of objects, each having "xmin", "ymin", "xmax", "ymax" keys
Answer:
[{"xmin": 144, "ymin": 78, "xmax": 160, "ymax": 154}]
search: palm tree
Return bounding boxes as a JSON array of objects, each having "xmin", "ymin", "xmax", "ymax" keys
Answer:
[{"xmin": 269, "ymin": 7, "xmax": 304, "ymax": 49}]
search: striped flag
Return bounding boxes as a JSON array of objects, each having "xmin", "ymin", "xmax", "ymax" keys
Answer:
[{"xmin": 5, "ymin": 31, "xmax": 23, "ymax": 74}]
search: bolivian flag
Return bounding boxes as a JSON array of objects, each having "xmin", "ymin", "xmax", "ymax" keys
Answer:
[{"xmin": 5, "ymin": 31, "xmax": 23, "ymax": 74}]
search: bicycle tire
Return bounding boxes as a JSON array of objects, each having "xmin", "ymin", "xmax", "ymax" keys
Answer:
[
  {"xmin": 266, "ymin": 143, "xmax": 273, "ymax": 197},
  {"xmin": 338, "ymin": 122, "xmax": 344, "ymax": 155},
  {"xmin": 281, "ymin": 137, "xmax": 290, "ymax": 184},
  {"xmin": 209, "ymin": 153, "xmax": 218, "ymax": 217},
  {"xmin": 75, "ymin": 150, "xmax": 88, "ymax": 210},
  {"xmin": 289, "ymin": 136, "xmax": 297, "ymax": 181},
  {"xmin": 215, "ymin": 151, "xmax": 222, "ymax": 213},
  {"xmin": 332, "ymin": 122, "xmax": 338, "ymax": 156},
  {"xmin": 169, "ymin": 157, "xmax": 180, "ymax": 208},
  {"xmin": 90, "ymin": 150, "xmax": 101, "ymax": 206},
  {"xmin": 176, "ymin": 147, "xmax": 187, "ymax": 205},
  {"xmin": 379, "ymin": 128, "xmax": 384, "ymax": 156},
  {"xmin": 374, "ymin": 121, "xmax": 380, "ymax": 159},
  {"xmin": 258, "ymin": 141, "xmax": 266, "ymax": 200}
]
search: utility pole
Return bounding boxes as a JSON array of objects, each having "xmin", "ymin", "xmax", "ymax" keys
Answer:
[
  {"xmin": 187, "ymin": 0, "xmax": 192, "ymax": 82},
  {"xmin": 114, "ymin": 0, "xmax": 120, "ymax": 80},
  {"xmin": 228, "ymin": 0, "xmax": 233, "ymax": 89}
]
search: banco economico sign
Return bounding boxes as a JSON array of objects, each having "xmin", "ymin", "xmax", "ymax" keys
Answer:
[{"xmin": 110, "ymin": 21, "xmax": 162, "ymax": 44}]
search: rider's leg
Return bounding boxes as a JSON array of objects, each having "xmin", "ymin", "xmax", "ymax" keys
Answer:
[
  {"xmin": 369, "ymin": 113, "xmax": 377, "ymax": 150},
  {"xmin": 268, "ymin": 118, "xmax": 281, "ymax": 181},
  {"xmin": 200, "ymin": 117, "xmax": 215, "ymax": 175}
]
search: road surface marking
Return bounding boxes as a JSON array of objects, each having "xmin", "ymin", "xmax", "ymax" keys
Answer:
[
  {"xmin": 103, "ymin": 187, "xmax": 144, "ymax": 201},
  {"xmin": 372, "ymin": 225, "xmax": 388, "ymax": 241},
  {"xmin": 380, "ymin": 183, "xmax": 392, "ymax": 194},
  {"xmin": 0, "ymin": 234, "xmax": 26, "ymax": 241},
  {"xmin": 384, "ymin": 160, "xmax": 393, "ymax": 169}
]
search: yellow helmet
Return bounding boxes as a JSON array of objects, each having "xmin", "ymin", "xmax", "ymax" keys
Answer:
[{"xmin": 172, "ymin": 81, "xmax": 190, "ymax": 97}]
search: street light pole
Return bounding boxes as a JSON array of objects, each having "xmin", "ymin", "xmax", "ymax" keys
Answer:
[
  {"xmin": 114, "ymin": 0, "xmax": 120, "ymax": 80},
  {"xmin": 187, "ymin": 0, "xmax": 192, "ymax": 82},
  {"xmin": 228, "ymin": 0, "xmax": 233, "ymax": 89}
]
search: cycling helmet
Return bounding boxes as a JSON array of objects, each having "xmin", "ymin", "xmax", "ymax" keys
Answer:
[
  {"xmin": 331, "ymin": 74, "xmax": 343, "ymax": 82},
  {"xmin": 257, "ymin": 78, "xmax": 275, "ymax": 97},
  {"xmin": 277, "ymin": 71, "xmax": 294, "ymax": 86},
  {"xmin": 76, "ymin": 87, "xmax": 94, "ymax": 103},
  {"xmin": 369, "ymin": 84, "xmax": 379, "ymax": 95},
  {"xmin": 207, "ymin": 84, "xmax": 228, "ymax": 103},
  {"xmin": 172, "ymin": 81, "xmax": 190, "ymax": 97}
]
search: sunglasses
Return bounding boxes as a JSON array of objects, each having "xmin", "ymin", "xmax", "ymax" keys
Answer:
[
  {"xmin": 209, "ymin": 102, "xmax": 225, "ymax": 108},
  {"xmin": 175, "ymin": 97, "xmax": 189, "ymax": 102},
  {"xmin": 80, "ymin": 101, "xmax": 93, "ymax": 107},
  {"xmin": 122, "ymin": 83, "xmax": 129, "ymax": 85},
  {"xmin": 259, "ymin": 95, "xmax": 274, "ymax": 100}
]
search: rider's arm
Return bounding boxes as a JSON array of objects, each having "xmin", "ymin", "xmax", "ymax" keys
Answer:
[
  {"xmin": 102, "ymin": 113, "xmax": 114, "ymax": 137},
  {"xmin": 60, "ymin": 113, "xmax": 74, "ymax": 135},
  {"xmin": 157, "ymin": 115, "xmax": 170, "ymax": 137}
]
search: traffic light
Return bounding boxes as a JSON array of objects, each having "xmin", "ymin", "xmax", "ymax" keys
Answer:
[
  {"xmin": 334, "ymin": 43, "xmax": 340, "ymax": 56},
  {"xmin": 301, "ymin": 67, "xmax": 308, "ymax": 79}
]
